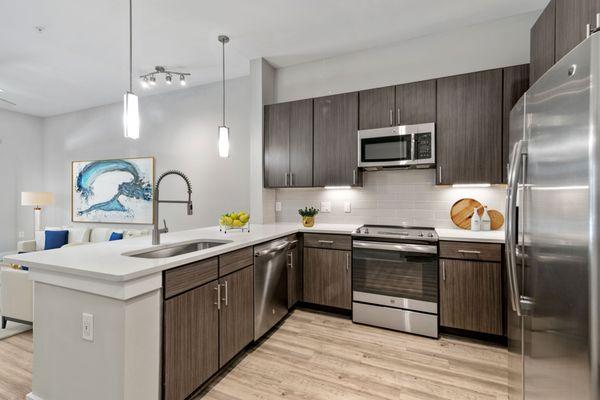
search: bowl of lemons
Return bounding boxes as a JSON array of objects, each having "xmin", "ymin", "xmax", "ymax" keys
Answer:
[{"xmin": 219, "ymin": 211, "xmax": 250, "ymax": 231}]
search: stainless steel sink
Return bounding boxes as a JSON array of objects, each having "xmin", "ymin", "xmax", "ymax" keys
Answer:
[{"xmin": 127, "ymin": 240, "xmax": 232, "ymax": 259}]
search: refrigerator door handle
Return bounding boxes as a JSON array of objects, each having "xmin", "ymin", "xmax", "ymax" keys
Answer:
[{"xmin": 506, "ymin": 139, "xmax": 527, "ymax": 317}]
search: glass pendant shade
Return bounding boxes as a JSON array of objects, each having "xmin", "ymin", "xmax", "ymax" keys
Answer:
[
  {"xmin": 123, "ymin": 91, "xmax": 140, "ymax": 139},
  {"xmin": 218, "ymin": 126, "xmax": 230, "ymax": 158}
]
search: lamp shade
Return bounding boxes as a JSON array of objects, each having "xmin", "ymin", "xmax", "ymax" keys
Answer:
[{"xmin": 21, "ymin": 192, "xmax": 54, "ymax": 207}]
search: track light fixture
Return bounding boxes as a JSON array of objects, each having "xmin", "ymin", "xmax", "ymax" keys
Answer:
[{"xmin": 139, "ymin": 66, "xmax": 190, "ymax": 89}]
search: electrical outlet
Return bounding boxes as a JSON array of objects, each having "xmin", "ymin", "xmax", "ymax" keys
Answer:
[
  {"xmin": 82, "ymin": 313, "xmax": 94, "ymax": 342},
  {"xmin": 344, "ymin": 202, "xmax": 351, "ymax": 213},
  {"xmin": 18, "ymin": 231, "xmax": 24, "ymax": 239},
  {"xmin": 275, "ymin": 202, "xmax": 282, "ymax": 212},
  {"xmin": 321, "ymin": 201, "xmax": 331, "ymax": 213}
]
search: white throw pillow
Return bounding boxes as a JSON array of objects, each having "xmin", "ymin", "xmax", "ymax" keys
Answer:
[
  {"xmin": 65, "ymin": 227, "xmax": 91, "ymax": 244},
  {"xmin": 90, "ymin": 228, "xmax": 112, "ymax": 243}
]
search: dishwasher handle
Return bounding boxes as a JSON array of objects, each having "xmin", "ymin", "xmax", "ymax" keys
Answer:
[{"xmin": 254, "ymin": 241, "xmax": 290, "ymax": 258}]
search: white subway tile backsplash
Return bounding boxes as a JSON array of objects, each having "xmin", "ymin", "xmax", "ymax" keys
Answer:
[{"xmin": 275, "ymin": 169, "xmax": 506, "ymax": 228}]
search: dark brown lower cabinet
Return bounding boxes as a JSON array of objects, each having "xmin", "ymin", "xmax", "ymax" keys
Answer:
[
  {"xmin": 439, "ymin": 258, "xmax": 503, "ymax": 336},
  {"xmin": 219, "ymin": 266, "xmax": 254, "ymax": 367},
  {"xmin": 164, "ymin": 281, "xmax": 219, "ymax": 400},
  {"xmin": 303, "ymin": 247, "xmax": 351, "ymax": 310}
]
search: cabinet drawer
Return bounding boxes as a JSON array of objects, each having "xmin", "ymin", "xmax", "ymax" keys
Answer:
[
  {"xmin": 303, "ymin": 233, "xmax": 351, "ymax": 251},
  {"xmin": 219, "ymin": 246, "xmax": 253, "ymax": 277},
  {"xmin": 164, "ymin": 257, "xmax": 218, "ymax": 299},
  {"xmin": 439, "ymin": 241, "xmax": 502, "ymax": 262}
]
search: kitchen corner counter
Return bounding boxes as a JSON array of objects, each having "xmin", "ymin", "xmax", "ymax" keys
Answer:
[{"xmin": 435, "ymin": 228, "xmax": 505, "ymax": 244}]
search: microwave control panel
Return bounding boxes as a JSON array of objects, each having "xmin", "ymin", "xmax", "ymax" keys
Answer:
[{"xmin": 414, "ymin": 132, "xmax": 432, "ymax": 160}]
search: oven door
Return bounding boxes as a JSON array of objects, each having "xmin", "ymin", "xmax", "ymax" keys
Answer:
[
  {"xmin": 352, "ymin": 240, "xmax": 438, "ymax": 314},
  {"xmin": 358, "ymin": 126, "xmax": 414, "ymax": 167}
]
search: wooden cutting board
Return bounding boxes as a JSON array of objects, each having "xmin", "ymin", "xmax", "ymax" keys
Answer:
[
  {"xmin": 488, "ymin": 210, "xmax": 505, "ymax": 230},
  {"xmin": 450, "ymin": 198, "xmax": 482, "ymax": 229}
]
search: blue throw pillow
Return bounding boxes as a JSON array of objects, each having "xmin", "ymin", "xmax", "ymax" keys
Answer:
[
  {"xmin": 44, "ymin": 230, "xmax": 69, "ymax": 250},
  {"xmin": 109, "ymin": 232, "xmax": 123, "ymax": 241}
]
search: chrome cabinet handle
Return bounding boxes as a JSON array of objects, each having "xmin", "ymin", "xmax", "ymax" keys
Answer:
[
  {"xmin": 587, "ymin": 23, "xmax": 591, "ymax": 38},
  {"xmin": 346, "ymin": 253, "xmax": 350, "ymax": 272},
  {"xmin": 284, "ymin": 173, "xmax": 288, "ymax": 187},
  {"xmin": 442, "ymin": 260, "xmax": 446, "ymax": 281},
  {"xmin": 397, "ymin": 108, "xmax": 400, "ymax": 124},
  {"xmin": 214, "ymin": 284, "xmax": 221, "ymax": 310},
  {"xmin": 389, "ymin": 109, "xmax": 393, "ymax": 126},
  {"xmin": 318, "ymin": 240, "xmax": 334, "ymax": 244},
  {"xmin": 288, "ymin": 252, "xmax": 293, "ymax": 269},
  {"xmin": 506, "ymin": 139, "xmax": 527, "ymax": 317},
  {"xmin": 352, "ymin": 169, "xmax": 357, "ymax": 185},
  {"xmin": 438, "ymin": 166, "xmax": 442, "ymax": 184},
  {"xmin": 222, "ymin": 281, "xmax": 229, "ymax": 307},
  {"xmin": 290, "ymin": 173, "xmax": 294, "ymax": 187},
  {"xmin": 457, "ymin": 250, "xmax": 481, "ymax": 255}
]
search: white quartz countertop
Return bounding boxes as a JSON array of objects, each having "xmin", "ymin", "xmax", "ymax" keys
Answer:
[
  {"xmin": 4, "ymin": 223, "xmax": 360, "ymax": 283},
  {"xmin": 435, "ymin": 228, "xmax": 505, "ymax": 244}
]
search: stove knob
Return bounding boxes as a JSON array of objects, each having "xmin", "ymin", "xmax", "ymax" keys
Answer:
[
  {"xmin": 365, "ymin": 228, "xmax": 370, "ymax": 234},
  {"xmin": 428, "ymin": 233, "xmax": 434, "ymax": 238},
  {"xmin": 418, "ymin": 232, "xmax": 424, "ymax": 237}
]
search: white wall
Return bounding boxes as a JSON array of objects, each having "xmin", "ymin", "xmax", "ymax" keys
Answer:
[
  {"xmin": 0, "ymin": 109, "xmax": 44, "ymax": 252},
  {"xmin": 42, "ymin": 77, "xmax": 251, "ymax": 232},
  {"xmin": 275, "ymin": 12, "xmax": 537, "ymax": 103}
]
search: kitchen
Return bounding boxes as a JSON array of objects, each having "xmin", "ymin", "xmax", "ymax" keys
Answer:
[{"xmin": 0, "ymin": 1, "xmax": 594, "ymax": 400}]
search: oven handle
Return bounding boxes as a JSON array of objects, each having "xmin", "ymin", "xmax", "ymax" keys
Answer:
[{"xmin": 353, "ymin": 240, "xmax": 437, "ymax": 254}]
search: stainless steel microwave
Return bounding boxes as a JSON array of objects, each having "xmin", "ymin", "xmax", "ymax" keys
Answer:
[{"xmin": 357, "ymin": 123, "xmax": 435, "ymax": 169}]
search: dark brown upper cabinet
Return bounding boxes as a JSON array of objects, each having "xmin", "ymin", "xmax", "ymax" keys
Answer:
[
  {"xmin": 555, "ymin": 0, "xmax": 591, "ymax": 61},
  {"xmin": 313, "ymin": 92, "xmax": 361, "ymax": 187},
  {"xmin": 358, "ymin": 86, "xmax": 395, "ymax": 130},
  {"xmin": 264, "ymin": 99, "xmax": 313, "ymax": 188},
  {"xmin": 530, "ymin": 0, "xmax": 556, "ymax": 85},
  {"xmin": 502, "ymin": 64, "xmax": 529, "ymax": 183},
  {"xmin": 436, "ymin": 69, "xmax": 503, "ymax": 185},
  {"xmin": 395, "ymin": 79, "xmax": 437, "ymax": 125}
]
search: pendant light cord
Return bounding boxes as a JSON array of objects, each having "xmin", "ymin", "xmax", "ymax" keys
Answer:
[
  {"xmin": 129, "ymin": 0, "xmax": 133, "ymax": 93},
  {"xmin": 222, "ymin": 39, "xmax": 225, "ymax": 126}
]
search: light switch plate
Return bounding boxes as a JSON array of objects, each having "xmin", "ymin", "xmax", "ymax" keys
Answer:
[
  {"xmin": 18, "ymin": 231, "xmax": 24, "ymax": 239},
  {"xmin": 82, "ymin": 313, "xmax": 94, "ymax": 342},
  {"xmin": 344, "ymin": 202, "xmax": 351, "ymax": 213},
  {"xmin": 321, "ymin": 201, "xmax": 331, "ymax": 213},
  {"xmin": 275, "ymin": 202, "xmax": 282, "ymax": 212}
]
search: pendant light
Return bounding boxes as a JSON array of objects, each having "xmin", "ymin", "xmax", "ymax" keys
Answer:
[
  {"xmin": 218, "ymin": 35, "xmax": 230, "ymax": 158},
  {"xmin": 123, "ymin": 0, "xmax": 139, "ymax": 139}
]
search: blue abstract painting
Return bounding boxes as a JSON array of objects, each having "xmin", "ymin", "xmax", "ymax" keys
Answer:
[{"xmin": 72, "ymin": 157, "xmax": 154, "ymax": 224}]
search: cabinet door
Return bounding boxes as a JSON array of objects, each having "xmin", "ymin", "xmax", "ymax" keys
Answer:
[
  {"xmin": 314, "ymin": 92, "xmax": 360, "ymax": 187},
  {"xmin": 287, "ymin": 244, "xmax": 302, "ymax": 308},
  {"xmin": 395, "ymin": 79, "xmax": 436, "ymax": 125},
  {"xmin": 219, "ymin": 266, "xmax": 254, "ymax": 367},
  {"xmin": 530, "ymin": 0, "xmax": 556, "ymax": 85},
  {"xmin": 502, "ymin": 64, "xmax": 529, "ymax": 183},
  {"xmin": 289, "ymin": 99, "xmax": 313, "ymax": 187},
  {"xmin": 164, "ymin": 282, "xmax": 219, "ymax": 400},
  {"xmin": 436, "ymin": 69, "xmax": 503, "ymax": 185},
  {"xmin": 358, "ymin": 86, "xmax": 395, "ymax": 130},
  {"xmin": 555, "ymin": 0, "xmax": 591, "ymax": 61},
  {"xmin": 303, "ymin": 248, "xmax": 351, "ymax": 310},
  {"xmin": 439, "ymin": 259, "xmax": 502, "ymax": 335},
  {"xmin": 264, "ymin": 102, "xmax": 290, "ymax": 188}
]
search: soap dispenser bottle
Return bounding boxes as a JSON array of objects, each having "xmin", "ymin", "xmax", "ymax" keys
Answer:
[
  {"xmin": 471, "ymin": 207, "xmax": 481, "ymax": 231},
  {"xmin": 481, "ymin": 206, "xmax": 491, "ymax": 231}
]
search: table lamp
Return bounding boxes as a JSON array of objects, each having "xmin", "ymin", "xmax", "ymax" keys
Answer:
[{"xmin": 21, "ymin": 192, "xmax": 54, "ymax": 232}]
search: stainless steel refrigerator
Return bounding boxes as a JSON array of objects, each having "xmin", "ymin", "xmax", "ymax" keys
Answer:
[{"xmin": 506, "ymin": 32, "xmax": 600, "ymax": 399}]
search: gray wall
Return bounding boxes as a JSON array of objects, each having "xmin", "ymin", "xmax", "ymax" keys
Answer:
[
  {"xmin": 0, "ymin": 108, "xmax": 44, "ymax": 252},
  {"xmin": 42, "ymin": 77, "xmax": 251, "ymax": 232}
]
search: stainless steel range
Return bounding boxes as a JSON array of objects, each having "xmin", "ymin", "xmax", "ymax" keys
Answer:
[{"xmin": 352, "ymin": 225, "xmax": 439, "ymax": 338}]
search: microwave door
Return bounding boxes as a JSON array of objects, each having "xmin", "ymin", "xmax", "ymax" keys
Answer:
[{"xmin": 360, "ymin": 134, "xmax": 412, "ymax": 166}]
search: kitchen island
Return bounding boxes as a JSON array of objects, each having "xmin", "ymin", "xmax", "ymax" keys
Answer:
[{"xmin": 4, "ymin": 223, "xmax": 358, "ymax": 400}]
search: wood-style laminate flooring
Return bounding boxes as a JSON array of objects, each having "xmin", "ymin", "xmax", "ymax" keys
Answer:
[
  {"xmin": 0, "ymin": 330, "xmax": 32, "ymax": 400},
  {"xmin": 198, "ymin": 309, "xmax": 508, "ymax": 400},
  {"xmin": 0, "ymin": 310, "xmax": 508, "ymax": 400}
]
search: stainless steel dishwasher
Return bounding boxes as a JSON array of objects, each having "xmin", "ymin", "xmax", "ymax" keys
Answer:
[{"xmin": 254, "ymin": 239, "xmax": 290, "ymax": 340}]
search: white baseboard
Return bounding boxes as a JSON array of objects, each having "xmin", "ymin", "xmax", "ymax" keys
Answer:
[{"xmin": 26, "ymin": 393, "xmax": 44, "ymax": 400}]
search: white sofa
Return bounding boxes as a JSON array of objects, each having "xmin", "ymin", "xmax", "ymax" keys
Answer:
[
  {"xmin": 3, "ymin": 226, "xmax": 149, "ymax": 328},
  {"xmin": 17, "ymin": 226, "xmax": 151, "ymax": 253}
]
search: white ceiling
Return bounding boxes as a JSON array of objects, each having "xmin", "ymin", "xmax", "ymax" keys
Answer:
[{"xmin": 0, "ymin": 0, "xmax": 547, "ymax": 117}]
